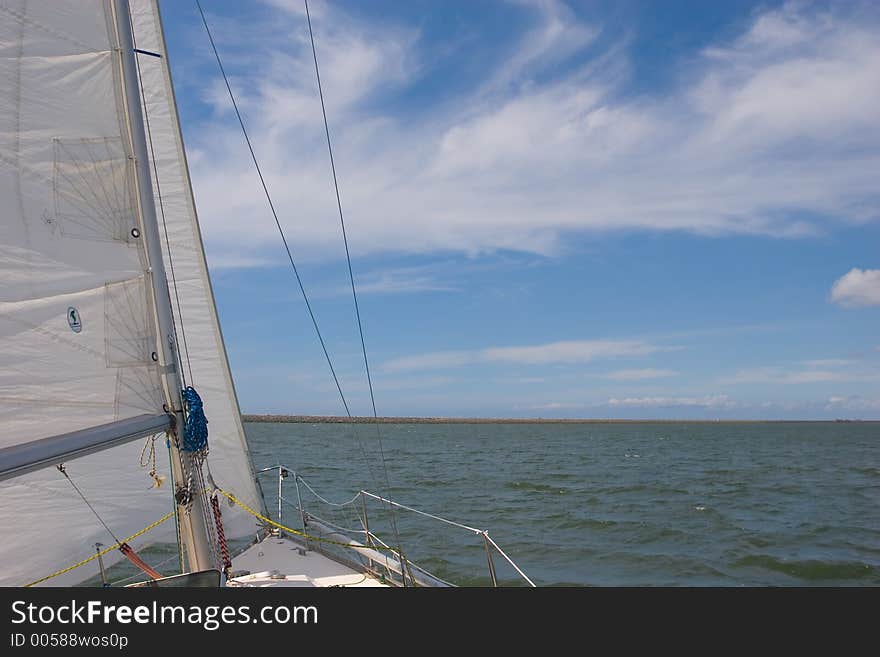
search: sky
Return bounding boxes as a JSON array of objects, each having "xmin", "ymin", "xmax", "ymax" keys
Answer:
[{"xmin": 158, "ymin": 0, "xmax": 880, "ymax": 419}]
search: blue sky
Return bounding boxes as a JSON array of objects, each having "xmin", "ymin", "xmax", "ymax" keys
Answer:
[{"xmin": 159, "ymin": 0, "xmax": 880, "ymax": 419}]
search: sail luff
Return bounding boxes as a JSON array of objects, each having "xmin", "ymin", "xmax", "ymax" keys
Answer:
[
  {"xmin": 111, "ymin": 0, "xmax": 215, "ymax": 572},
  {"xmin": 129, "ymin": 0, "xmax": 267, "ymax": 537},
  {"xmin": 150, "ymin": 0, "xmax": 266, "ymax": 516}
]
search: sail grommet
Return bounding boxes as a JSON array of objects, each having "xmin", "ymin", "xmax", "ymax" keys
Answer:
[
  {"xmin": 130, "ymin": 227, "xmax": 140, "ymax": 238},
  {"xmin": 151, "ymin": 351, "xmax": 158, "ymax": 362}
]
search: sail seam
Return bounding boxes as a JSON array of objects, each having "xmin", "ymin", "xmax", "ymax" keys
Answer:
[
  {"xmin": 0, "ymin": 5, "xmax": 99, "ymax": 53},
  {"xmin": 150, "ymin": 0, "xmax": 267, "ymax": 515},
  {"xmin": 132, "ymin": 29, "xmax": 194, "ymax": 386}
]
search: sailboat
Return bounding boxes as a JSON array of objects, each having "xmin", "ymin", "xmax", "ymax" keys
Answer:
[{"xmin": 0, "ymin": 0, "xmax": 533, "ymax": 588}]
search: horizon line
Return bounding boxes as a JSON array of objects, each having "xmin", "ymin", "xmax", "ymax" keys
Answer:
[{"xmin": 241, "ymin": 413, "xmax": 877, "ymax": 424}]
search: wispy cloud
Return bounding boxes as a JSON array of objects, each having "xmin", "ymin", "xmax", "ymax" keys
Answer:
[
  {"xmin": 605, "ymin": 368, "xmax": 678, "ymax": 381},
  {"xmin": 184, "ymin": 1, "xmax": 880, "ymax": 266},
  {"xmin": 315, "ymin": 266, "xmax": 458, "ymax": 297},
  {"xmin": 355, "ymin": 271, "xmax": 455, "ymax": 295},
  {"xmin": 380, "ymin": 351, "xmax": 475, "ymax": 373},
  {"xmin": 825, "ymin": 395, "xmax": 880, "ymax": 411},
  {"xmin": 206, "ymin": 253, "xmax": 280, "ymax": 270},
  {"xmin": 525, "ymin": 401, "xmax": 586, "ymax": 411},
  {"xmin": 801, "ymin": 358, "xmax": 855, "ymax": 368},
  {"xmin": 483, "ymin": 340, "xmax": 664, "ymax": 365},
  {"xmin": 482, "ymin": 0, "xmax": 600, "ymax": 95},
  {"xmin": 720, "ymin": 362, "xmax": 880, "ymax": 385},
  {"xmin": 830, "ymin": 268, "xmax": 880, "ymax": 307},
  {"xmin": 605, "ymin": 395, "xmax": 736, "ymax": 409},
  {"xmin": 382, "ymin": 339, "xmax": 669, "ymax": 372}
]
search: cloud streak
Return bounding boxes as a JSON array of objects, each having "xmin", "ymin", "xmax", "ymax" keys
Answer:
[
  {"xmin": 825, "ymin": 395, "xmax": 880, "ymax": 411},
  {"xmin": 382, "ymin": 339, "xmax": 668, "ymax": 372},
  {"xmin": 605, "ymin": 395, "xmax": 735, "ymax": 409},
  {"xmin": 605, "ymin": 368, "xmax": 678, "ymax": 381},
  {"xmin": 720, "ymin": 363, "xmax": 880, "ymax": 385}
]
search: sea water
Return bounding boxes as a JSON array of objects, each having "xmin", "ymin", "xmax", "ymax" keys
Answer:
[{"xmin": 243, "ymin": 421, "xmax": 879, "ymax": 586}]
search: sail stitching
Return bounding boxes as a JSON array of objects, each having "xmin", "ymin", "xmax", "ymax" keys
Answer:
[
  {"xmin": 131, "ymin": 26, "xmax": 194, "ymax": 386},
  {"xmin": 0, "ymin": 5, "xmax": 99, "ymax": 53}
]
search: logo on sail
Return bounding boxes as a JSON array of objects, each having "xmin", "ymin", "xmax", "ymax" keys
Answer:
[{"xmin": 67, "ymin": 307, "xmax": 82, "ymax": 333}]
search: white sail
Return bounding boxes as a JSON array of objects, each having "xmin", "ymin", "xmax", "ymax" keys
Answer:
[
  {"xmin": 0, "ymin": 444, "xmax": 178, "ymax": 586},
  {"xmin": 0, "ymin": 0, "xmax": 176, "ymax": 585},
  {"xmin": 0, "ymin": 0, "xmax": 167, "ymax": 451},
  {"xmin": 129, "ymin": 0, "xmax": 264, "ymax": 536}
]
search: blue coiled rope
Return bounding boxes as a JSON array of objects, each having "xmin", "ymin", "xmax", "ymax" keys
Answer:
[{"xmin": 181, "ymin": 386, "xmax": 208, "ymax": 453}]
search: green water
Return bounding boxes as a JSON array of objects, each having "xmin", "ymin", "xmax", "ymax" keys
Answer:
[{"xmin": 243, "ymin": 421, "xmax": 879, "ymax": 586}]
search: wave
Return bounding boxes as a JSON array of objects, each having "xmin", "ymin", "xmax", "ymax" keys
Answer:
[
  {"xmin": 505, "ymin": 481, "xmax": 568, "ymax": 494},
  {"xmin": 734, "ymin": 555, "xmax": 877, "ymax": 581}
]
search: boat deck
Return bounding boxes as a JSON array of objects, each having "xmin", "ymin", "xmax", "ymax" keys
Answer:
[{"xmin": 227, "ymin": 535, "xmax": 387, "ymax": 587}]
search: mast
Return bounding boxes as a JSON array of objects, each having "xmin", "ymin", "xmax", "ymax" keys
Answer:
[{"xmin": 111, "ymin": 0, "xmax": 214, "ymax": 573}]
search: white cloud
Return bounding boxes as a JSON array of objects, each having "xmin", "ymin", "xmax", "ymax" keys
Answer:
[
  {"xmin": 374, "ymin": 375, "xmax": 457, "ymax": 391},
  {"xmin": 381, "ymin": 351, "xmax": 475, "ymax": 373},
  {"xmin": 317, "ymin": 266, "xmax": 457, "ymax": 297},
  {"xmin": 721, "ymin": 363, "xmax": 879, "ymax": 385},
  {"xmin": 830, "ymin": 268, "xmax": 880, "ymax": 307},
  {"xmin": 605, "ymin": 368, "xmax": 678, "ymax": 381},
  {"xmin": 722, "ymin": 367, "xmax": 843, "ymax": 384},
  {"xmin": 382, "ymin": 339, "xmax": 667, "ymax": 372},
  {"xmin": 825, "ymin": 395, "xmax": 880, "ymax": 411},
  {"xmin": 526, "ymin": 401, "xmax": 586, "ymax": 411},
  {"xmin": 206, "ymin": 253, "xmax": 280, "ymax": 270},
  {"xmin": 507, "ymin": 376, "xmax": 547, "ymax": 385},
  {"xmin": 183, "ymin": 1, "xmax": 880, "ymax": 266},
  {"xmin": 483, "ymin": 339, "xmax": 662, "ymax": 365},
  {"xmin": 718, "ymin": 367, "xmax": 853, "ymax": 385},
  {"xmin": 485, "ymin": 0, "xmax": 599, "ymax": 95},
  {"xmin": 605, "ymin": 395, "xmax": 735, "ymax": 409},
  {"xmin": 801, "ymin": 358, "xmax": 855, "ymax": 368}
]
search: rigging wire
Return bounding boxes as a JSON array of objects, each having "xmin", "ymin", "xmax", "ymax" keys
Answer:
[
  {"xmin": 303, "ymin": 0, "xmax": 404, "ymax": 561},
  {"xmin": 193, "ymin": 1, "xmax": 385, "ymax": 497},
  {"xmin": 131, "ymin": 26, "xmax": 194, "ymax": 387},
  {"xmin": 195, "ymin": 0, "xmax": 404, "ymax": 575},
  {"xmin": 194, "ymin": 0, "xmax": 352, "ymax": 419},
  {"xmin": 57, "ymin": 464, "xmax": 121, "ymax": 545}
]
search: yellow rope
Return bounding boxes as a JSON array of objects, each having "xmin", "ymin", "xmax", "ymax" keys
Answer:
[
  {"xmin": 217, "ymin": 489, "xmax": 400, "ymax": 553},
  {"xmin": 23, "ymin": 511, "xmax": 175, "ymax": 588},
  {"xmin": 25, "ymin": 490, "xmax": 405, "ymax": 588}
]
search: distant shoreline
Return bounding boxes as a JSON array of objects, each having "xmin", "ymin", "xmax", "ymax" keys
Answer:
[{"xmin": 241, "ymin": 414, "xmax": 872, "ymax": 424}]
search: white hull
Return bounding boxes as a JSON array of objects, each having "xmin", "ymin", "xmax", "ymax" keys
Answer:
[{"xmin": 228, "ymin": 535, "xmax": 387, "ymax": 588}]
